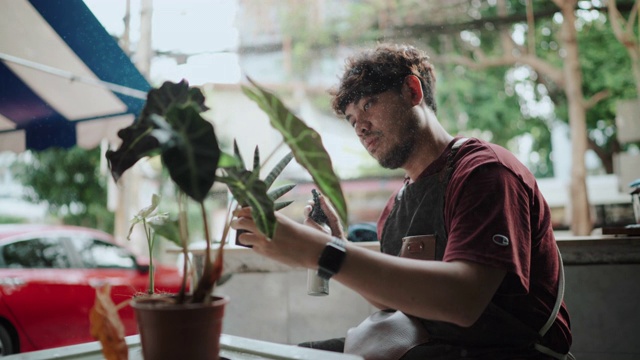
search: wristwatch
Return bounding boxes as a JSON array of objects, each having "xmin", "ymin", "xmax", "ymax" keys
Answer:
[{"xmin": 317, "ymin": 237, "xmax": 347, "ymax": 280}]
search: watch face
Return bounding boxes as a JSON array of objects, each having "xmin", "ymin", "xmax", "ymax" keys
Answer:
[{"xmin": 318, "ymin": 239, "xmax": 346, "ymax": 279}]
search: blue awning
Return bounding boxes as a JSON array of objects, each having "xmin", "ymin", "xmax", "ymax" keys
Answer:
[{"xmin": 0, "ymin": 0, "xmax": 149, "ymax": 152}]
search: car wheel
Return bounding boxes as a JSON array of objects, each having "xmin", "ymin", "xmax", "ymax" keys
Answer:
[{"xmin": 0, "ymin": 324, "xmax": 14, "ymax": 356}]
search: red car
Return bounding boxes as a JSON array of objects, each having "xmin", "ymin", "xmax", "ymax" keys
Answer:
[{"xmin": 0, "ymin": 224, "xmax": 185, "ymax": 355}]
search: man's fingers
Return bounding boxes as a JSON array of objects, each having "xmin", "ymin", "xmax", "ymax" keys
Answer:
[
  {"xmin": 233, "ymin": 207, "xmax": 252, "ymax": 218},
  {"xmin": 315, "ymin": 195, "xmax": 346, "ymax": 238},
  {"xmin": 303, "ymin": 204, "xmax": 312, "ymax": 218},
  {"xmin": 303, "ymin": 217, "xmax": 330, "ymax": 234},
  {"xmin": 235, "ymin": 231, "xmax": 264, "ymax": 247},
  {"xmin": 230, "ymin": 215, "xmax": 257, "ymax": 234}
]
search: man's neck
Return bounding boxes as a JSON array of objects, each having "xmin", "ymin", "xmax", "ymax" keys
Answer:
[{"xmin": 403, "ymin": 126, "xmax": 453, "ymax": 182}]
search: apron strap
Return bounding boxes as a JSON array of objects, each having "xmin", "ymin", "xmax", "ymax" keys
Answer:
[
  {"xmin": 539, "ymin": 244, "xmax": 565, "ymax": 337},
  {"xmin": 452, "ymin": 137, "xmax": 469, "ymax": 150},
  {"xmin": 534, "ymin": 244, "xmax": 576, "ymax": 360}
]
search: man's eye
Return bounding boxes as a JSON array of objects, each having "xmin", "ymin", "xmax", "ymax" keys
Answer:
[{"xmin": 363, "ymin": 102, "xmax": 371, "ymax": 111}]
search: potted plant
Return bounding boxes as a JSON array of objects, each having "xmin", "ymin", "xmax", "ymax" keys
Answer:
[{"xmin": 102, "ymin": 79, "xmax": 348, "ymax": 360}]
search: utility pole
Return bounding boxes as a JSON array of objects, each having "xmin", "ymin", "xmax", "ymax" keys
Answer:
[{"xmin": 113, "ymin": 0, "xmax": 154, "ymax": 248}]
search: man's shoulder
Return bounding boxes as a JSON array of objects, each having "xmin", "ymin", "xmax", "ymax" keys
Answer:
[
  {"xmin": 454, "ymin": 138, "xmax": 500, "ymax": 168},
  {"xmin": 452, "ymin": 138, "xmax": 537, "ymax": 190},
  {"xmin": 456, "ymin": 138, "xmax": 529, "ymax": 173}
]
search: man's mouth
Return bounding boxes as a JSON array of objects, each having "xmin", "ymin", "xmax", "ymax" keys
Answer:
[{"xmin": 363, "ymin": 136, "xmax": 378, "ymax": 153}]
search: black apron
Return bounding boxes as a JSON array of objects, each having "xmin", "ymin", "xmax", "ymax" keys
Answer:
[{"xmin": 380, "ymin": 140, "xmax": 545, "ymax": 359}]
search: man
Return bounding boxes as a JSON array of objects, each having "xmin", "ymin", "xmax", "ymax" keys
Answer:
[{"xmin": 232, "ymin": 43, "xmax": 572, "ymax": 359}]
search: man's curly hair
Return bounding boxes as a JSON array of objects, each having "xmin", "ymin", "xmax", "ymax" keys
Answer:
[{"xmin": 330, "ymin": 43, "xmax": 437, "ymax": 116}]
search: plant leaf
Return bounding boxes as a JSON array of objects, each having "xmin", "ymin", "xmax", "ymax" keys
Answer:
[
  {"xmin": 138, "ymin": 194, "xmax": 160, "ymax": 218},
  {"xmin": 217, "ymin": 273, "xmax": 233, "ymax": 286},
  {"xmin": 106, "ymin": 80, "xmax": 213, "ymax": 187},
  {"xmin": 153, "ymin": 107, "xmax": 220, "ymax": 203},
  {"xmin": 233, "ymin": 139, "xmax": 245, "ymax": 170},
  {"xmin": 264, "ymin": 152, "xmax": 293, "ymax": 189},
  {"xmin": 141, "ymin": 79, "xmax": 208, "ymax": 123},
  {"xmin": 274, "ymin": 200, "xmax": 294, "ymax": 211},
  {"xmin": 252, "ymin": 145, "xmax": 260, "ymax": 175},
  {"xmin": 126, "ymin": 195, "xmax": 158, "ymax": 241},
  {"xmin": 242, "ymin": 78, "xmax": 348, "ymax": 226},
  {"xmin": 268, "ymin": 184, "xmax": 296, "ymax": 200},
  {"xmin": 149, "ymin": 218, "xmax": 182, "ymax": 248},
  {"xmin": 89, "ymin": 285, "xmax": 128, "ymax": 360},
  {"xmin": 217, "ymin": 169, "xmax": 276, "ymax": 238},
  {"xmin": 106, "ymin": 124, "xmax": 160, "ymax": 182},
  {"xmin": 218, "ymin": 151, "xmax": 240, "ymax": 168}
]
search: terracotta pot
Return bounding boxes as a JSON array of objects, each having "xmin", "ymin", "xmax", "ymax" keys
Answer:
[{"xmin": 132, "ymin": 295, "xmax": 229, "ymax": 360}]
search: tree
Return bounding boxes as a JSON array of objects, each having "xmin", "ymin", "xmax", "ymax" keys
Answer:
[
  {"xmin": 345, "ymin": 0, "xmax": 605, "ymax": 234},
  {"xmin": 608, "ymin": 0, "xmax": 640, "ymax": 97},
  {"xmin": 12, "ymin": 146, "xmax": 114, "ymax": 232},
  {"xmin": 263, "ymin": 0, "xmax": 638, "ymax": 234},
  {"xmin": 574, "ymin": 17, "xmax": 635, "ymax": 173}
]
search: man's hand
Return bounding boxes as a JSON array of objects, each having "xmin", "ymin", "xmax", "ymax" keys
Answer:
[
  {"xmin": 303, "ymin": 191, "xmax": 346, "ymax": 239},
  {"xmin": 231, "ymin": 207, "xmax": 329, "ymax": 269}
]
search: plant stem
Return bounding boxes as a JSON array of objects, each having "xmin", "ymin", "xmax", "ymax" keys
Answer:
[
  {"xmin": 177, "ymin": 192, "xmax": 189, "ymax": 304},
  {"xmin": 200, "ymin": 201, "xmax": 212, "ymax": 303},
  {"xmin": 143, "ymin": 219, "xmax": 155, "ymax": 295},
  {"xmin": 148, "ymin": 229, "xmax": 155, "ymax": 294}
]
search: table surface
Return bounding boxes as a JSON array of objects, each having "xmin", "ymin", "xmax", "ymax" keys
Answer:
[{"xmin": 4, "ymin": 334, "xmax": 363, "ymax": 360}]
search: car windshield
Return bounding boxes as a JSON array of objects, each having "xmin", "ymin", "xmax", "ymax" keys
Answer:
[
  {"xmin": 0, "ymin": 237, "xmax": 71, "ymax": 269},
  {"xmin": 67, "ymin": 237, "xmax": 136, "ymax": 269}
]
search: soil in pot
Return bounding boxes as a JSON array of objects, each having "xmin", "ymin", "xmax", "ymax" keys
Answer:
[{"xmin": 132, "ymin": 295, "xmax": 229, "ymax": 360}]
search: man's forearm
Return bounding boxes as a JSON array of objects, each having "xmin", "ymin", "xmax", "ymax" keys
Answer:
[{"xmin": 332, "ymin": 244, "xmax": 505, "ymax": 327}]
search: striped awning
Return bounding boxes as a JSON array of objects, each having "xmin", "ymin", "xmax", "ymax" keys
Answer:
[{"xmin": 0, "ymin": 0, "xmax": 149, "ymax": 152}]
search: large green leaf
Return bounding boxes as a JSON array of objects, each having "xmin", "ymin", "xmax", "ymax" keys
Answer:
[
  {"xmin": 141, "ymin": 80, "xmax": 208, "ymax": 122},
  {"xmin": 105, "ymin": 124, "xmax": 160, "ymax": 182},
  {"xmin": 106, "ymin": 80, "xmax": 214, "ymax": 187},
  {"xmin": 241, "ymin": 78, "xmax": 348, "ymax": 226},
  {"xmin": 153, "ymin": 107, "xmax": 220, "ymax": 203}
]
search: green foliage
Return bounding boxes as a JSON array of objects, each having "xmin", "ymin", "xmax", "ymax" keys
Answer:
[
  {"xmin": 217, "ymin": 144, "xmax": 296, "ymax": 238},
  {"xmin": 107, "ymin": 80, "xmax": 220, "ymax": 203},
  {"xmin": 274, "ymin": 0, "xmax": 640, "ymax": 177},
  {"xmin": 242, "ymin": 77, "xmax": 348, "ymax": 227},
  {"xmin": 107, "ymin": 79, "xmax": 346, "ymax": 303},
  {"xmin": 128, "ymin": 194, "xmax": 172, "ymax": 294},
  {"xmin": 579, "ymin": 19, "xmax": 636, "ymax": 147},
  {"xmin": 532, "ymin": 13, "xmax": 638, "ymax": 170},
  {"xmin": 437, "ymin": 64, "xmax": 554, "ymax": 177},
  {"xmin": 0, "ymin": 215, "xmax": 29, "ymax": 224},
  {"xmin": 11, "ymin": 146, "xmax": 114, "ymax": 231}
]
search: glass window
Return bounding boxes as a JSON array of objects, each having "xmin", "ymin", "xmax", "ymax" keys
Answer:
[
  {"xmin": 68, "ymin": 237, "xmax": 136, "ymax": 269},
  {"xmin": 0, "ymin": 237, "xmax": 71, "ymax": 269}
]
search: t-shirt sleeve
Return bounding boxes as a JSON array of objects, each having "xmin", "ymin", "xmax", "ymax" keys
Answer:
[{"xmin": 443, "ymin": 163, "xmax": 532, "ymax": 295}]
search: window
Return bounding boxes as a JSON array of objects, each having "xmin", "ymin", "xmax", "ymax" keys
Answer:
[
  {"xmin": 67, "ymin": 237, "xmax": 136, "ymax": 269},
  {"xmin": 0, "ymin": 238, "xmax": 71, "ymax": 269}
]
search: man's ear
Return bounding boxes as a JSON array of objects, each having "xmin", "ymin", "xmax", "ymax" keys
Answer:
[{"xmin": 403, "ymin": 75, "xmax": 424, "ymax": 106}]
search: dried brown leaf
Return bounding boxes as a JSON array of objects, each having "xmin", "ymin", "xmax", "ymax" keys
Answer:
[{"xmin": 89, "ymin": 285, "xmax": 129, "ymax": 360}]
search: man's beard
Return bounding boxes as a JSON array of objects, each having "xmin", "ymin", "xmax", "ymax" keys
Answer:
[
  {"xmin": 377, "ymin": 119, "xmax": 419, "ymax": 169},
  {"xmin": 378, "ymin": 141, "xmax": 414, "ymax": 169}
]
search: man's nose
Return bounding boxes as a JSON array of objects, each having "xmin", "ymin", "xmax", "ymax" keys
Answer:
[{"xmin": 355, "ymin": 118, "xmax": 370, "ymax": 136}]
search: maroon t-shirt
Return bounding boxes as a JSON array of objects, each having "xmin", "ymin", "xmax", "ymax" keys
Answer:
[{"xmin": 378, "ymin": 137, "xmax": 572, "ymax": 354}]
